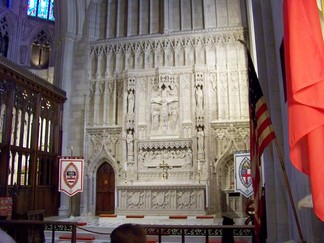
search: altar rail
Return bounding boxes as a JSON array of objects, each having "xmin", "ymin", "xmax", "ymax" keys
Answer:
[
  {"xmin": 0, "ymin": 219, "xmax": 78, "ymax": 243},
  {"xmin": 142, "ymin": 224, "xmax": 255, "ymax": 243},
  {"xmin": 0, "ymin": 220, "xmax": 255, "ymax": 243}
]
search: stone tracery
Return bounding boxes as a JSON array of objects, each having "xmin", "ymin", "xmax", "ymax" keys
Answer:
[{"xmin": 84, "ymin": 19, "xmax": 249, "ymax": 216}]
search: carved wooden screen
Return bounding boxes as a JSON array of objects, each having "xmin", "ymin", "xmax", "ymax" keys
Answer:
[{"xmin": 0, "ymin": 56, "xmax": 66, "ymax": 217}]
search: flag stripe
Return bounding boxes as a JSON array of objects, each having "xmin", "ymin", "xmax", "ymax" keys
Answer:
[{"xmin": 247, "ymin": 48, "xmax": 276, "ymax": 242}]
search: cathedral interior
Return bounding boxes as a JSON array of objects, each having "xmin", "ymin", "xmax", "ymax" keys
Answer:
[{"xmin": 0, "ymin": 0, "xmax": 323, "ymax": 242}]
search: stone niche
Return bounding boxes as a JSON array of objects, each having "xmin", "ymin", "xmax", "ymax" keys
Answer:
[{"xmin": 115, "ymin": 184, "xmax": 206, "ymax": 216}]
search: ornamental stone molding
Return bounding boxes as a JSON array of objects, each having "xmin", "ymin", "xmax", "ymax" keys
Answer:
[
  {"xmin": 89, "ymin": 29, "xmax": 247, "ymax": 78},
  {"xmin": 211, "ymin": 122, "xmax": 249, "ymax": 170},
  {"xmin": 116, "ymin": 184, "xmax": 206, "ymax": 215},
  {"xmin": 83, "ymin": 25, "xmax": 249, "ymax": 217},
  {"xmin": 86, "ymin": 127, "xmax": 122, "ymax": 163}
]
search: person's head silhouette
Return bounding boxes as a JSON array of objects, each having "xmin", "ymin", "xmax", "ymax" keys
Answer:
[{"xmin": 110, "ymin": 223, "xmax": 147, "ymax": 243}]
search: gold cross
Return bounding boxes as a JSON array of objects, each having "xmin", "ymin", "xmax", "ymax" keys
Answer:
[{"xmin": 159, "ymin": 161, "xmax": 170, "ymax": 179}]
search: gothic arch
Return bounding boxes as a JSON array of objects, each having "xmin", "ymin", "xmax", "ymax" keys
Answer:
[
  {"xmin": 87, "ymin": 146, "xmax": 119, "ymax": 175},
  {"xmin": 29, "ymin": 27, "xmax": 54, "ymax": 68},
  {"xmin": 84, "ymin": 147, "xmax": 119, "ymax": 215},
  {"xmin": 214, "ymin": 141, "xmax": 248, "ymax": 216},
  {"xmin": 29, "ymin": 26, "xmax": 55, "ymax": 45},
  {"xmin": 0, "ymin": 12, "xmax": 14, "ymax": 57},
  {"xmin": 215, "ymin": 153, "xmax": 235, "ymax": 190}
]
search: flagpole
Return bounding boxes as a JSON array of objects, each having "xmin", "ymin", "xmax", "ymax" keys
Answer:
[
  {"xmin": 238, "ymin": 39, "xmax": 306, "ymax": 242},
  {"xmin": 273, "ymin": 138, "xmax": 305, "ymax": 243}
]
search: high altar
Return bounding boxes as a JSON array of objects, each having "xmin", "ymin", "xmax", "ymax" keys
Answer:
[{"xmin": 67, "ymin": 0, "xmax": 251, "ymax": 217}]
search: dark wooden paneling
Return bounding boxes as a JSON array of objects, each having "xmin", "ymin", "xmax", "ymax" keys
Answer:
[{"xmin": 0, "ymin": 55, "xmax": 65, "ymax": 217}]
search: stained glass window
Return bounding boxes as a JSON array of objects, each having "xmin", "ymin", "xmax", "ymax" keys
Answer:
[{"xmin": 27, "ymin": 0, "xmax": 55, "ymax": 21}]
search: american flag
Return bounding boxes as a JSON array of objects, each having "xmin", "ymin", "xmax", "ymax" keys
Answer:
[{"xmin": 247, "ymin": 51, "xmax": 276, "ymax": 242}]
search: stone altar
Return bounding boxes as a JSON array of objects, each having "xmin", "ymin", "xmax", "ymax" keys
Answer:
[{"xmin": 115, "ymin": 184, "xmax": 206, "ymax": 216}]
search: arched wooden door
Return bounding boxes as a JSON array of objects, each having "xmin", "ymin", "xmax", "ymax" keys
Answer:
[{"xmin": 96, "ymin": 162, "xmax": 115, "ymax": 215}]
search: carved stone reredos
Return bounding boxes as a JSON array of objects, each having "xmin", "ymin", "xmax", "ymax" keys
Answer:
[
  {"xmin": 211, "ymin": 122, "xmax": 249, "ymax": 163},
  {"xmin": 87, "ymin": 127, "xmax": 122, "ymax": 162},
  {"xmin": 137, "ymin": 139, "xmax": 193, "ymax": 171}
]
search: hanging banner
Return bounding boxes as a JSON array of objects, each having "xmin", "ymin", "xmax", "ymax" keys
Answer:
[
  {"xmin": 59, "ymin": 157, "xmax": 84, "ymax": 197},
  {"xmin": 234, "ymin": 152, "xmax": 253, "ymax": 198}
]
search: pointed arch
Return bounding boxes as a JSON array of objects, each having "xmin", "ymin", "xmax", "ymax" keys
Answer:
[
  {"xmin": 85, "ymin": 146, "xmax": 119, "ymax": 215},
  {"xmin": 87, "ymin": 145, "xmax": 120, "ymax": 175},
  {"xmin": 95, "ymin": 162, "xmax": 115, "ymax": 214},
  {"xmin": 29, "ymin": 28, "xmax": 54, "ymax": 68},
  {"xmin": 0, "ymin": 14, "xmax": 11, "ymax": 57},
  {"xmin": 215, "ymin": 153, "xmax": 235, "ymax": 190}
]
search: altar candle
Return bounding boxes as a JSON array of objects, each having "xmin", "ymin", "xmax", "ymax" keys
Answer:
[{"xmin": 198, "ymin": 160, "xmax": 201, "ymax": 171}]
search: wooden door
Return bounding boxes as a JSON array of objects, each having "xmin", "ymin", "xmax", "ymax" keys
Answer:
[{"xmin": 96, "ymin": 162, "xmax": 115, "ymax": 215}]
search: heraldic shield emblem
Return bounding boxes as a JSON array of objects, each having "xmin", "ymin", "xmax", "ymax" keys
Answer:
[
  {"xmin": 234, "ymin": 153, "xmax": 253, "ymax": 198},
  {"xmin": 64, "ymin": 163, "xmax": 78, "ymax": 189},
  {"xmin": 239, "ymin": 158, "xmax": 252, "ymax": 188},
  {"xmin": 59, "ymin": 157, "xmax": 84, "ymax": 197}
]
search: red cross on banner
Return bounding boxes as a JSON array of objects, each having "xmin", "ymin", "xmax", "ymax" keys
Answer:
[{"xmin": 234, "ymin": 153, "xmax": 253, "ymax": 198}]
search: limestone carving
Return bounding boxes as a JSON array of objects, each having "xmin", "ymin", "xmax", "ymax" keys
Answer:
[
  {"xmin": 116, "ymin": 185, "xmax": 206, "ymax": 215},
  {"xmin": 211, "ymin": 122, "xmax": 249, "ymax": 162},
  {"xmin": 177, "ymin": 191, "xmax": 195, "ymax": 209},
  {"xmin": 127, "ymin": 90, "xmax": 135, "ymax": 114},
  {"xmin": 126, "ymin": 130, "xmax": 134, "ymax": 161},
  {"xmin": 127, "ymin": 191, "xmax": 144, "ymax": 209},
  {"xmin": 195, "ymin": 84, "xmax": 203, "ymax": 109},
  {"xmin": 197, "ymin": 127, "xmax": 205, "ymax": 159},
  {"xmin": 152, "ymin": 191, "xmax": 169, "ymax": 209},
  {"xmin": 150, "ymin": 76, "xmax": 179, "ymax": 134},
  {"xmin": 85, "ymin": 23, "xmax": 249, "ymax": 217},
  {"xmin": 88, "ymin": 128, "xmax": 121, "ymax": 161}
]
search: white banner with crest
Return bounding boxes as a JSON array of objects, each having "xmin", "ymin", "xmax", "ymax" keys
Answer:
[
  {"xmin": 59, "ymin": 157, "xmax": 84, "ymax": 197},
  {"xmin": 234, "ymin": 152, "xmax": 253, "ymax": 198}
]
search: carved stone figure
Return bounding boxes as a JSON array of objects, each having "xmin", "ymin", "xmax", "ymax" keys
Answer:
[
  {"xmin": 126, "ymin": 130, "xmax": 134, "ymax": 161},
  {"xmin": 127, "ymin": 90, "xmax": 135, "ymax": 114},
  {"xmin": 197, "ymin": 127, "xmax": 205, "ymax": 155},
  {"xmin": 152, "ymin": 108, "xmax": 160, "ymax": 130},
  {"xmin": 196, "ymin": 85, "xmax": 203, "ymax": 109},
  {"xmin": 160, "ymin": 99, "xmax": 169, "ymax": 128}
]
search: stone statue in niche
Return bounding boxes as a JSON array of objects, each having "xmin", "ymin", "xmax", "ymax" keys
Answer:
[
  {"xmin": 126, "ymin": 130, "xmax": 134, "ymax": 161},
  {"xmin": 196, "ymin": 85, "xmax": 203, "ymax": 109},
  {"xmin": 197, "ymin": 127, "xmax": 205, "ymax": 158},
  {"xmin": 127, "ymin": 90, "xmax": 135, "ymax": 114}
]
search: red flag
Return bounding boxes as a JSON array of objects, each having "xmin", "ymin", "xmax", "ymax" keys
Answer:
[
  {"xmin": 284, "ymin": 0, "xmax": 324, "ymax": 221},
  {"xmin": 247, "ymin": 51, "xmax": 276, "ymax": 242}
]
